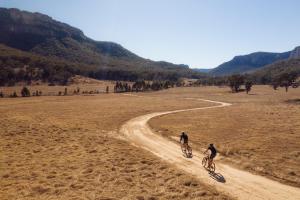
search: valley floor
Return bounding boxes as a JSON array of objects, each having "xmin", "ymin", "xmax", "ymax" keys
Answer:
[
  {"xmin": 1, "ymin": 85, "xmax": 299, "ymax": 199},
  {"xmin": 0, "ymin": 92, "xmax": 230, "ymax": 200},
  {"xmin": 149, "ymin": 86, "xmax": 300, "ymax": 187}
]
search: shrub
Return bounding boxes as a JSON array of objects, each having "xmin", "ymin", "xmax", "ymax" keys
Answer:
[
  {"xmin": 10, "ymin": 91, "xmax": 18, "ymax": 98},
  {"xmin": 228, "ymin": 75, "xmax": 245, "ymax": 92},
  {"xmin": 245, "ymin": 81, "xmax": 253, "ymax": 94},
  {"xmin": 21, "ymin": 87, "xmax": 31, "ymax": 97},
  {"xmin": 272, "ymin": 72, "xmax": 298, "ymax": 92}
]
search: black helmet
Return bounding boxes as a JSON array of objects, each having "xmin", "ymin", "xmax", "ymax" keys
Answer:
[{"xmin": 210, "ymin": 143, "xmax": 214, "ymax": 146}]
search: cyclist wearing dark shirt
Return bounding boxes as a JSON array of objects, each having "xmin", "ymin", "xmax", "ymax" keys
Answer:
[
  {"xmin": 204, "ymin": 144, "xmax": 217, "ymax": 168},
  {"xmin": 180, "ymin": 132, "xmax": 188, "ymax": 144}
]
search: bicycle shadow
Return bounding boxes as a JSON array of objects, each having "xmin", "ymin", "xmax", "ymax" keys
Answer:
[
  {"xmin": 182, "ymin": 152, "xmax": 193, "ymax": 158},
  {"xmin": 208, "ymin": 171, "xmax": 226, "ymax": 183}
]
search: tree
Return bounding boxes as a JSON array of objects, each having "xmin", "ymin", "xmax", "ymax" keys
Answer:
[
  {"xmin": 21, "ymin": 87, "xmax": 31, "ymax": 97},
  {"xmin": 245, "ymin": 81, "xmax": 253, "ymax": 94},
  {"xmin": 272, "ymin": 72, "xmax": 298, "ymax": 92},
  {"xmin": 10, "ymin": 91, "xmax": 18, "ymax": 98},
  {"xmin": 228, "ymin": 75, "xmax": 245, "ymax": 92},
  {"xmin": 281, "ymin": 81, "xmax": 290, "ymax": 92},
  {"xmin": 271, "ymin": 82, "xmax": 279, "ymax": 90}
]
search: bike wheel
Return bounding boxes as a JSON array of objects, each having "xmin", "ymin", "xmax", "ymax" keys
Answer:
[
  {"xmin": 187, "ymin": 146, "xmax": 192, "ymax": 155},
  {"xmin": 209, "ymin": 162, "xmax": 216, "ymax": 173},
  {"xmin": 180, "ymin": 144, "xmax": 186, "ymax": 154},
  {"xmin": 202, "ymin": 157, "xmax": 207, "ymax": 167}
]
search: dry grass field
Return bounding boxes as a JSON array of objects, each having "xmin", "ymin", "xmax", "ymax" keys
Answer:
[
  {"xmin": 0, "ymin": 76, "xmax": 117, "ymax": 97},
  {"xmin": 0, "ymin": 92, "xmax": 231, "ymax": 200},
  {"xmin": 149, "ymin": 86, "xmax": 300, "ymax": 187}
]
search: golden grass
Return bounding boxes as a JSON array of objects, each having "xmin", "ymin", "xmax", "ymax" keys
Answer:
[
  {"xmin": 0, "ymin": 81, "xmax": 116, "ymax": 97},
  {"xmin": 0, "ymin": 93, "xmax": 231, "ymax": 199},
  {"xmin": 149, "ymin": 86, "xmax": 300, "ymax": 187}
]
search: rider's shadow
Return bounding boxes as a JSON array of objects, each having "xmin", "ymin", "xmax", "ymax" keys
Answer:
[
  {"xmin": 209, "ymin": 172, "xmax": 226, "ymax": 183},
  {"xmin": 183, "ymin": 152, "xmax": 193, "ymax": 158}
]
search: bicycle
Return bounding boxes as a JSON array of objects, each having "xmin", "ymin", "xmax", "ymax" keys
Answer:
[
  {"xmin": 202, "ymin": 153, "xmax": 215, "ymax": 172},
  {"xmin": 180, "ymin": 142, "xmax": 193, "ymax": 157}
]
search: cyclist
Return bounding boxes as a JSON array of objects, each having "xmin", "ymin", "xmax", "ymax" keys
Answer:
[
  {"xmin": 204, "ymin": 144, "xmax": 217, "ymax": 168},
  {"xmin": 180, "ymin": 132, "xmax": 189, "ymax": 151}
]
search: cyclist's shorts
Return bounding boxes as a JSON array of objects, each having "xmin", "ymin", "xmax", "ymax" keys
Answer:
[{"xmin": 210, "ymin": 153, "xmax": 216, "ymax": 159}]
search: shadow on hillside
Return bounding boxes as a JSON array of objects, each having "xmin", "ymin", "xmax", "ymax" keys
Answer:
[{"xmin": 209, "ymin": 172, "xmax": 226, "ymax": 183}]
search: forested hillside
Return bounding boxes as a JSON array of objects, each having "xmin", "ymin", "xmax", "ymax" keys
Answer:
[
  {"xmin": 210, "ymin": 51, "xmax": 291, "ymax": 76},
  {"xmin": 0, "ymin": 8, "xmax": 205, "ymax": 86}
]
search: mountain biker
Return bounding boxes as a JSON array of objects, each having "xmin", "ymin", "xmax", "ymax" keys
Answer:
[
  {"xmin": 180, "ymin": 132, "xmax": 189, "ymax": 151},
  {"xmin": 204, "ymin": 144, "xmax": 217, "ymax": 168}
]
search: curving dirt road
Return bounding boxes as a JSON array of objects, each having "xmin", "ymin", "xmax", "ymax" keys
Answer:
[{"xmin": 120, "ymin": 97, "xmax": 300, "ymax": 200}]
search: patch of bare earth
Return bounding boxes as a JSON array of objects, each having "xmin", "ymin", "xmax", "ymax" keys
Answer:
[
  {"xmin": 149, "ymin": 86, "xmax": 300, "ymax": 187},
  {"xmin": 0, "ymin": 94, "xmax": 231, "ymax": 199}
]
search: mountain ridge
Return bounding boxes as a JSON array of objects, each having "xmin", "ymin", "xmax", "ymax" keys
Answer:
[
  {"xmin": 209, "ymin": 51, "xmax": 292, "ymax": 76},
  {"xmin": 290, "ymin": 46, "xmax": 300, "ymax": 59},
  {"xmin": 0, "ymin": 8, "xmax": 193, "ymax": 70},
  {"xmin": 0, "ymin": 7, "xmax": 206, "ymax": 84}
]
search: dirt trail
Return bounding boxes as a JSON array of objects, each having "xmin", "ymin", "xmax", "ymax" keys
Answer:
[{"xmin": 120, "ymin": 98, "xmax": 300, "ymax": 200}]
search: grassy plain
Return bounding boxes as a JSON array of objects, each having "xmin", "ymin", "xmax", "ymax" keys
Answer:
[
  {"xmin": 149, "ymin": 86, "xmax": 300, "ymax": 187},
  {"xmin": 0, "ymin": 76, "xmax": 117, "ymax": 97},
  {"xmin": 0, "ymin": 91, "xmax": 231, "ymax": 200}
]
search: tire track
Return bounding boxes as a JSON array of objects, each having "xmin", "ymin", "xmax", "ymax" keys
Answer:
[{"xmin": 120, "ymin": 97, "xmax": 300, "ymax": 200}]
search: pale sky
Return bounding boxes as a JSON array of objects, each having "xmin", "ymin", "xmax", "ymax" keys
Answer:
[{"xmin": 1, "ymin": 0, "xmax": 300, "ymax": 68}]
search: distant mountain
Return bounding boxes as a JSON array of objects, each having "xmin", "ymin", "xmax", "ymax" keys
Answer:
[
  {"xmin": 0, "ymin": 8, "xmax": 205, "ymax": 84},
  {"xmin": 290, "ymin": 46, "xmax": 300, "ymax": 59},
  {"xmin": 252, "ymin": 58, "xmax": 300, "ymax": 83},
  {"xmin": 193, "ymin": 68, "xmax": 211, "ymax": 73},
  {"xmin": 210, "ymin": 51, "xmax": 291, "ymax": 76}
]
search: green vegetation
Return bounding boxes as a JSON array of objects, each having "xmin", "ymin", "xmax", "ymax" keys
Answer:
[
  {"xmin": 0, "ymin": 8, "xmax": 299, "ymax": 90},
  {"xmin": 21, "ymin": 87, "xmax": 31, "ymax": 97},
  {"xmin": 245, "ymin": 81, "xmax": 253, "ymax": 94},
  {"xmin": 210, "ymin": 51, "xmax": 291, "ymax": 76},
  {"xmin": 0, "ymin": 8, "xmax": 206, "ymax": 86},
  {"xmin": 0, "ymin": 44, "xmax": 205, "ymax": 86},
  {"xmin": 251, "ymin": 58, "xmax": 300, "ymax": 84},
  {"xmin": 113, "ymin": 80, "xmax": 175, "ymax": 93},
  {"xmin": 271, "ymin": 72, "xmax": 298, "ymax": 92},
  {"xmin": 228, "ymin": 74, "xmax": 245, "ymax": 92}
]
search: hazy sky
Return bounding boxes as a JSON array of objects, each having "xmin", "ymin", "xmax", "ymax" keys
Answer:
[{"xmin": 1, "ymin": 0, "xmax": 300, "ymax": 68}]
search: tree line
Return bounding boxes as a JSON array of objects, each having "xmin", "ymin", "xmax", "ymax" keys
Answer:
[
  {"xmin": 0, "ymin": 45, "xmax": 206, "ymax": 86},
  {"xmin": 194, "ymin": 71, "xmax": 299, "ymax": 93},
  {"xmin": 114, "ymin": 80, "xmax": 177, "ymax": 93}
]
